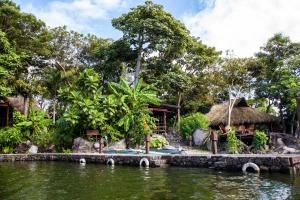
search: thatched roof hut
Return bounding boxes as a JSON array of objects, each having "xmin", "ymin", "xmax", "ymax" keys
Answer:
[
  {"xmin": 207, "ymin": 98, "xmax": 278, "ymax": 127},
  {"xmin": 0, "ymin": 96, "xmax": 40, "ymax": 127}
]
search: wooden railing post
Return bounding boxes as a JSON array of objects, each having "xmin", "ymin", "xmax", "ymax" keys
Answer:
[
  {"xmin": 210, "ymin": 131, "xmax": 218, "ymax": 154},
  {"xmin": 145, "ymin": 134, "xmax": 151, "ymax": 154}
]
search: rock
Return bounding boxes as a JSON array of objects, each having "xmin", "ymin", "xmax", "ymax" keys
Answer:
[
  {"xmin": 27, "ymin": 145, "xmax": 38, "ymax": 154},
  {"xmin": 94, "ymin": 142, "xmax": 100, "ymax": 149},
  {"xmin": 277, "ymin": 138, "xmax": 286, "ymax": 147},
  {"xmin": 107, "ymin": 139, "xmax": 127, "ymax": 150},
  {"xmin": 72, "ymin": 137, "xmax": 95, "ymax": 153},
  {"xmin": 15, "ymin": 142, "xmax": 31, "ymax": 153},
  {"xmin": 193, "ymin": 129, "xmax": 208, "ymax": 146},
  {"xmin": 282, "ymin": 146, "xmax": 298, "ymax": 154},
  {"xmin": 39, "ymin": 144, "xmax": 56, "ymax": 153},
  {"xmin": 163, "ymin": 145, "xmax": 177, "ymax": 150}
]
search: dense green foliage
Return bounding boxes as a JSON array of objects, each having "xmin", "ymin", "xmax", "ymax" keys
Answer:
[
  {"xmin": 150, "ymin": 135, "xmax": 169, "ymax": 148},
  {"xmin": 0, "ymin": 109, "xmax": 51, "ymax": 153},
  {"xmin": 0, "ymin": 127, "xmax": 22, "ymax": 152},
  {"xmin": 109, "ymin": 78, "xmax": 160, "ymax": 145},
  {"xmin": 226, "ymin": 129, "xmax": 244, "ymax": 154},
  {"xmin": 253, "ymin": 131, "xmax": 268, "ymax": 150},
  {"xmin": 0, "ymin": 0, "xmax": 300, "ymax": 152},
  {"xmin": 179, "ymin": 113, "xmax": 208, "ymax": 139}
]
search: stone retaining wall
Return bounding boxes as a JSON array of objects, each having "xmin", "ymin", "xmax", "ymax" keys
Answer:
[{"xmin": 1, "ymin": 153, "xmax": 300, "ymax": 174}]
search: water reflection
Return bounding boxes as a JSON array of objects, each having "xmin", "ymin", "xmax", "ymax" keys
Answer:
[{"xmin": 0, "ymin": 162, "xmax": 299, "ymax": 200}]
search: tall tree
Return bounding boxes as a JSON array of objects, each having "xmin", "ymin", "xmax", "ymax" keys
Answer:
[
  {"xmin": 0, "ymin": 0, "xmax": 51, "ymax": 116},
  {"xmin": 112, "ymin": 0, "xmax": 190, "ymax": 86},
  {"xmin": 0, "ymin": 30, "xmax": 22, "ymax": 97},
  {"xmin": 255, "ymin": 33, "xmax": 300, "ymax": 133}
]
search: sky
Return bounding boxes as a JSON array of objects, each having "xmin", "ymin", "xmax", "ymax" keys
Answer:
[{"xmin": 14, "ymin": 0, "xmax": 300, "ymax": 57}]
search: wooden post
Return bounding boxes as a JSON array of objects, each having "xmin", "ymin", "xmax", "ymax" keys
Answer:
[
  {"xmin": 210, "ymin": 131, "xmax": 218, "ymax": 154},
  {"xmin": 6, "ymin": 105, "xmax": 9, "ymax": 126},
  {"xmin": 99, "ymin": 137, "xmax": 104, "ymax": 154},
  {"xmin": 163, "ymin": 111, "xmax": 167, "ymax": 134},
  {"xmin": 189, "ymin": 135, "xmax": 193, "ymax": 147},
  {"xmin": 145, "ymin": 134, "xmax": 150, "ymax": 154}
]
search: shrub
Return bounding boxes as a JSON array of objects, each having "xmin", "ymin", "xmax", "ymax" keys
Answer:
[
  {"xmin": 179, "ymin": 113, "xmax": 208, "ymax": 139},
  {"xmin": 16, "ymin": 109, "xmax": 52, "ymax": 147},
  {"xmin": 2, "ymin": 146, "xmax": 13, "ymax": 154},
  {"xmin": 150, "ymin": 135, "xmax": 169, "ymax": 148},
  {"xmin": 226, "ymin": 128, "xmax": 244, "ymax": 154},
  {"xmin": 253, "ymin": 131, "xmax": 268, "ymax": 150},
  {"xmin": 0, "ymin": 127, "xmax": 22, "ymax": 152},
  {"xmin": 63, "ymin": 149, "xmax": 72, "ymax": 154}
]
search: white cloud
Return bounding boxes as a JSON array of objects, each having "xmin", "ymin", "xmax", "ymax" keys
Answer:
[
  {"xmin": 183, "ymin": 0, "xmax": 300, "ymax": 57},
  {"xmin": 22, "ymin": 0, "xmax": 128, "ymax": 34}
]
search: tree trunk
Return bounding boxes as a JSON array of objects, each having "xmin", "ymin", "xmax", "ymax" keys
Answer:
[
  {"xmin": 23, "ymin": 96, "xmax": 29, "ymax": 118},
  {"xmin": 176, "ymin": 91, "xmax": 182, "ymax": 128},
  {"xmin": 228, "ymin": 99, "xmax": 232, "ymax": 127},
  {"xmin": 134, "ymin": 33, "xmax": 144, "ymax": 87},
  {"xmin": 53, "ymin": 98, "xmax": 56, "ymax": 124},
  {"xmin": 279, "ymin": 104, "xmax": 286, "ymax": 133},
  {"xmin": 291, "ymin": 111, "xmax": 296, "ymax": 136}
]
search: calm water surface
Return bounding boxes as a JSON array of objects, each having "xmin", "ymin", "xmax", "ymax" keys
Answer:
[{"xmin": 0, "ymin": 161, "xmax": 299, "ymax": 200}]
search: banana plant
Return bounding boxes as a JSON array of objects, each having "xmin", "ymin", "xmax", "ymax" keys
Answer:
[
  {"xmin": 109, "ymin": 78, "xmax": 160, "ymax": 146},
  {"xmin": 58, "ymin": 69, "xmax": 121, "ymax": 139}
]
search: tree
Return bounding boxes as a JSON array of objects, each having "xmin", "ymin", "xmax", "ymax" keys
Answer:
[
  {"xmin": 0, "ymin": 30, "xmax": 22, "ymax": 97},
  {"xmin": 219, "ymin": 57, "xmax": 257, "ymax": 127},
  {"xmin": 87, "ymin": 38, "xmax": 136, "ymax": 86},
  {"xmin": 255, "ymin": 33, "xmax": 300, "ymax": 133},
  {"xmin": 143, "ymin": 37, "xmax": 220, "ymax": 115},
  {"xmin": 112, "ymin": 0, "xmax": 190, "ymax": 86},
  {"xmin": 0, "ymin": 0, "xmax": 51, "ymax": 116}
]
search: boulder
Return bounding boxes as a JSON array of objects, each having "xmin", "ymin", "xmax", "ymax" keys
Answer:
[
  {"xmin": 193, "ymin": 129, "xmax": 208, "ymax": 146},
  {"xmin": 15, "ymin": 142, "xmax": 31, "ymax": 153},
  {"xmin": 107, "ymin": 139, "xmax": 126, "ymax": 150},
  {"xmin": 39, "ymin": 144, "xmax": 56, "ymax": 153},
  {"xmin": 27, "ymin": 145, "xmax": 38, "ymax": 154},
  {"xmin": 282, "ymin": 146, "xmax": 298, "ymax": 154},
  {"xmin": 72, "ymin": 137, "xmax": 95, "ymax": 153},
  {"xmin": 94, "ymin": 142, "xmax": 100, "ymax": 149},
  {"xmin": 163, "ymin": 145, "xmax": 177, "ymax": 150}
]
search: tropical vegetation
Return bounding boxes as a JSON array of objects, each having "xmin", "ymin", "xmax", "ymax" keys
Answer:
[{"xmin": 0, "ymin": 0, "xmax": 299, "ymax": 153}]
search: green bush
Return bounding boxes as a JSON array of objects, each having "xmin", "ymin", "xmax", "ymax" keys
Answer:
[
  {"xmin": 16, "ymin": 109, "xmax": 52, "ymax": 147},
  {"xmin": 253, "ymin": 131, "xmax": 268, "ymax": 150},
  {"xmin": 179, "ymin": 113, "xmax": 208, "ymax": 139},
  {"xmin": 150, "ymin": 135, "xmax": 169, "ymax": 148},
  {"xmin": 0, "ymin": 109, "xmax": 53, "ymax": 152},
  {"xmin": 2, "ymin": 146, "xmax": 13, "ymax": 154},
  {"xmin": 226, "ymin": 129, "xmax": 244, "ymax": 154},
  {"xmin": 63, "ymin": 148, "xmax": 72, "ymax": 154},
  {"xmin": 0, "ymin": 127, "xmax": 22, "ymax": 152}
]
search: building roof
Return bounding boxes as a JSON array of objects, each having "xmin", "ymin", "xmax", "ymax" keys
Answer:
[
  {"xmin": 0, "ymin": 96, "xmax": 38, "ymax": 114},
  {"xmin": 206, "ymin": 98, "xmax": 278, "ymax": 127}
]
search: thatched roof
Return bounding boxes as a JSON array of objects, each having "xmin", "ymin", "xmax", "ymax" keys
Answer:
[
  {"xmin": 0, "ymin": 96, "xmax": 38, "ymax": 114},
  {"xmin": 207, "ymin": 98, "xmax": 278, "ymax": 127}
]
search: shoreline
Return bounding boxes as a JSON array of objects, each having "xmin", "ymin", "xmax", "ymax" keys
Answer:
[{"xmin": 1, "ymin": 153, "xmax": 300, "ymax": 174}]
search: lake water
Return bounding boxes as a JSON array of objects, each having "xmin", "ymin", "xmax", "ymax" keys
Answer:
[{"xmin": 0, "ymin": 161, "xmax": 299, "ymax": 200}]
